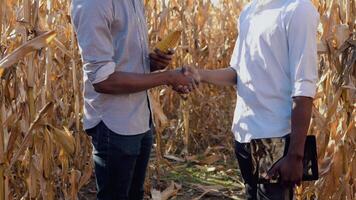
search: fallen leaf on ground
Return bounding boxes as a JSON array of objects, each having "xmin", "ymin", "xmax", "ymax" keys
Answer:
[{"xmin": 151, "ymin": 181, "xmax": 182, "ymax": 200}]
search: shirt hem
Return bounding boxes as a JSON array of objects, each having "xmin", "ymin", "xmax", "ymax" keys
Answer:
[
  {"xmin": 84, "ymin": 119, "xmax": 151, "ymax": 136},
  {"xmin": 233, "ymin": 130, "xmax": 292, "ymax": 143}
]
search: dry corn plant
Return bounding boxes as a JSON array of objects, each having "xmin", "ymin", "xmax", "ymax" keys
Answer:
[
  {"xmin": 0, "ymin": 0, "xmax": 92, "ymax": 199},
  {"xmin": 0, "ymin": 0, "xmax": 355, "ymax": 199}
]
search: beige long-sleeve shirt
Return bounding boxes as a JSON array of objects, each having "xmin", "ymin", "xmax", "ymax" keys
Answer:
[{"xmin": 71, "ymin": 0, "xmax": 151, "ymax": 135}]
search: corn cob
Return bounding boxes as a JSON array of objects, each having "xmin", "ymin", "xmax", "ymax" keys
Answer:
[{"xmin": 155, "ymin": 30, "xmax": 182, "ymax": 53}]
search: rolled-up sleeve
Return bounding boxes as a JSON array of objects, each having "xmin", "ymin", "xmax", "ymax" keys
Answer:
[
  {"xmin": 287, "ymin": 2, "xmax": 319, "ymax": 98},
  {"xmin": 230, "ymin": 38, "xmax": 241, "ymax": 71},
  {"xmin": 71, "ymin": 1, "xmax": 115, "ymax": 84}
]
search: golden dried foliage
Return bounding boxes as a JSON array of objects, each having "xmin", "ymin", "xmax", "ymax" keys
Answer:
[{"xmin": 0, "ymin": 0, "xmax": 355, "ymax": 199}]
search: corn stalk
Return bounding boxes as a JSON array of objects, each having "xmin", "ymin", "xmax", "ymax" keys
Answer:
[{"xmin": 0, "ymin": 0, "xmax": 354, "ymax": 199}]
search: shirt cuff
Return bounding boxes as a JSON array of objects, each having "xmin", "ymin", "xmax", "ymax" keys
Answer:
[
  {"xmin": 91, "ymin": 62, "xmax": 116, "ymax": 84},
  {"xmin": 291, "ymin": 80, "xmax": 317, "ymax": 98}
]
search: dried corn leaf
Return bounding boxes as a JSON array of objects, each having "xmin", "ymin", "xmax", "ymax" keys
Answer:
[{"xmin": 0, "ymin": 31, "xmax": 56, "ymax": 71}]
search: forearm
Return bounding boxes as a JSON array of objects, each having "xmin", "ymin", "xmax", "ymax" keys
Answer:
[
  {"xmin": 287, "ymin": 96, "xmax": 314, "ymax": 159},
  {"xmin": 199, "ymin": 67, "xmax": 237, "ymax": 86},
  {"xmin": 93, "ymin": 71, "xmax": 172, "ymax": 94}
]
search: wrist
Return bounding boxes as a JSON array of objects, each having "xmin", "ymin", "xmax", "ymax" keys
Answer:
[
  {"xmin": 197, "ymin": 69, "xmax": 205, "ymax": 83},
  {"xmin": 164, "ymin": 71, "xmax": 175, "ymax": 86},
  {"xmin": 287, "ymin": 133, "xmax": 307, "ymax": 161},
  {"xmin": 286, "ymin": 152, "xmax": 304, "ymax": 161}
]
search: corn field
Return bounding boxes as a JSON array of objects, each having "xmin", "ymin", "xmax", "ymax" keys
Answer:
[{"xmin": 0, "ymin": 0, "xmax": 354, "ymax": 199}]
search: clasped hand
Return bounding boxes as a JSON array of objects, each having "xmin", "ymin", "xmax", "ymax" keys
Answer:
[
  {"xmin": 149, "ymin": 48, "xmax": 200, "ymax": 94},
  {"xmin": 169, "ymin": 67, "xmax": 201, "ymax": 94}
]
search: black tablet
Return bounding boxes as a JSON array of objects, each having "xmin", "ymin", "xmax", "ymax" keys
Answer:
[{"xmin": 250, "ymin": 135, "xmax": 319, "ymax": 184}]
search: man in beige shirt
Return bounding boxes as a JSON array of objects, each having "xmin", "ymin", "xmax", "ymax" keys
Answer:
[{"xmin": 71, "ymin": 0, "xmax": 196, "ymax": 199}]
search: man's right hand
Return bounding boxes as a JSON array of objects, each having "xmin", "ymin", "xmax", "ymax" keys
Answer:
[
  {"xmin": 182, "ymin": 67, "xmax": 201, "ymax": 83},
  {"xmin": 168, "ymin": 69, "xmax": 198, "ymax": 94}
]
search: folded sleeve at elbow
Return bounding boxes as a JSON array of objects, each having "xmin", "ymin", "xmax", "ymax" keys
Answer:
[
  {"xmin": 229, "ymin": 38, "xmax": 241, "ymax": 71},
  {"xmin": 71, "ymin": 0, "xmax": 115, "ymax": 84},
  {"xmin": 85, "ymin": 61, "xmax": 116, "ymax": 84},
  {"xmin": 287, "ymin": 2, "xmax": 319, "ymax": 99},
  {"xmin": 292, "ymin": 80, "xmax": 317, "ymax": 98}
]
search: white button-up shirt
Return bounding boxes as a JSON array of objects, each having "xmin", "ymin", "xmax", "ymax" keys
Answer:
[{"xmin": 230, "ymin": 0, "xmax": 319, "ymax": 142}]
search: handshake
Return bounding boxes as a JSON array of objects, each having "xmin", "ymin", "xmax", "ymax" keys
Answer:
[
  {"xmin": 150, "ymin": 48, "xmax": 236, "ymax": 95},
  {"xmin": 150, "ymin": 49, "xmax": 201, "ymax": 94},
  {"xmin": 167, "ymin": 67, "xmax": 201, "ymax": 94}
]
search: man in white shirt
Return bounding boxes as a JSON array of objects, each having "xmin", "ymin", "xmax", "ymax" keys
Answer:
[{"xmin": 185, "ymin": 0, "xmax": 319, "ymax": 199}]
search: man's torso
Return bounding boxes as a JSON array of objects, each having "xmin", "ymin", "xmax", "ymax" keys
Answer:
[
  {"xmin": 72, "ymin": 0, "xmax": 151, "ymax": 135},
  {"xmin": 230, "ymin": 0, "xmax": 319, "ymax": 142}
]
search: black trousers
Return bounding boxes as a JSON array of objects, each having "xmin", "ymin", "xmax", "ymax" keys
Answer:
[
  {"xmin": 86, "ymin": 122, "xmax": 153, "ymax": 200},
  {"xmin": 235, "ymin": 141, "xmax": 294, "ymax": 200}
]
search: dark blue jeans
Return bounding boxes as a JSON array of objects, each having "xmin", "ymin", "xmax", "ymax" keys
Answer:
[
  {"xmin": 235, "ymin": 141, "xmax": 293, "ymax": 200},
  {"xmin": 86, "ymin": 122, "xmax": 153, "ymax": 200}
]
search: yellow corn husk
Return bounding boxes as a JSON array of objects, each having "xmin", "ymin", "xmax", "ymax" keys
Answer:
[
  {"xmin": 155, "ymin": 30, "xmax": 182, "ymax": 53},
  {"xmin": 46, "ymin": 125, "xmax": 76, "ymax": 156},
  {"xmin": 0, "ymin": 68, "xmax": 4, "ymax": 77}
]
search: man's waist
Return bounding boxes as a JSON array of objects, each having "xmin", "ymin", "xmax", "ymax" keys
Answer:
[{"xmin": 83, "ymin": 119, "xmax": 151, "ymax": 136}]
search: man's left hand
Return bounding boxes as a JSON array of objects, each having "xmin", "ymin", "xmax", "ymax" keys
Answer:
[
  {"xmin": 267, "ymin": 154, "xmax": 303, "ymax": 187},
  {"xmin": 150, "ymin": 49, "xmax": 174, "ymax": 72}
]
